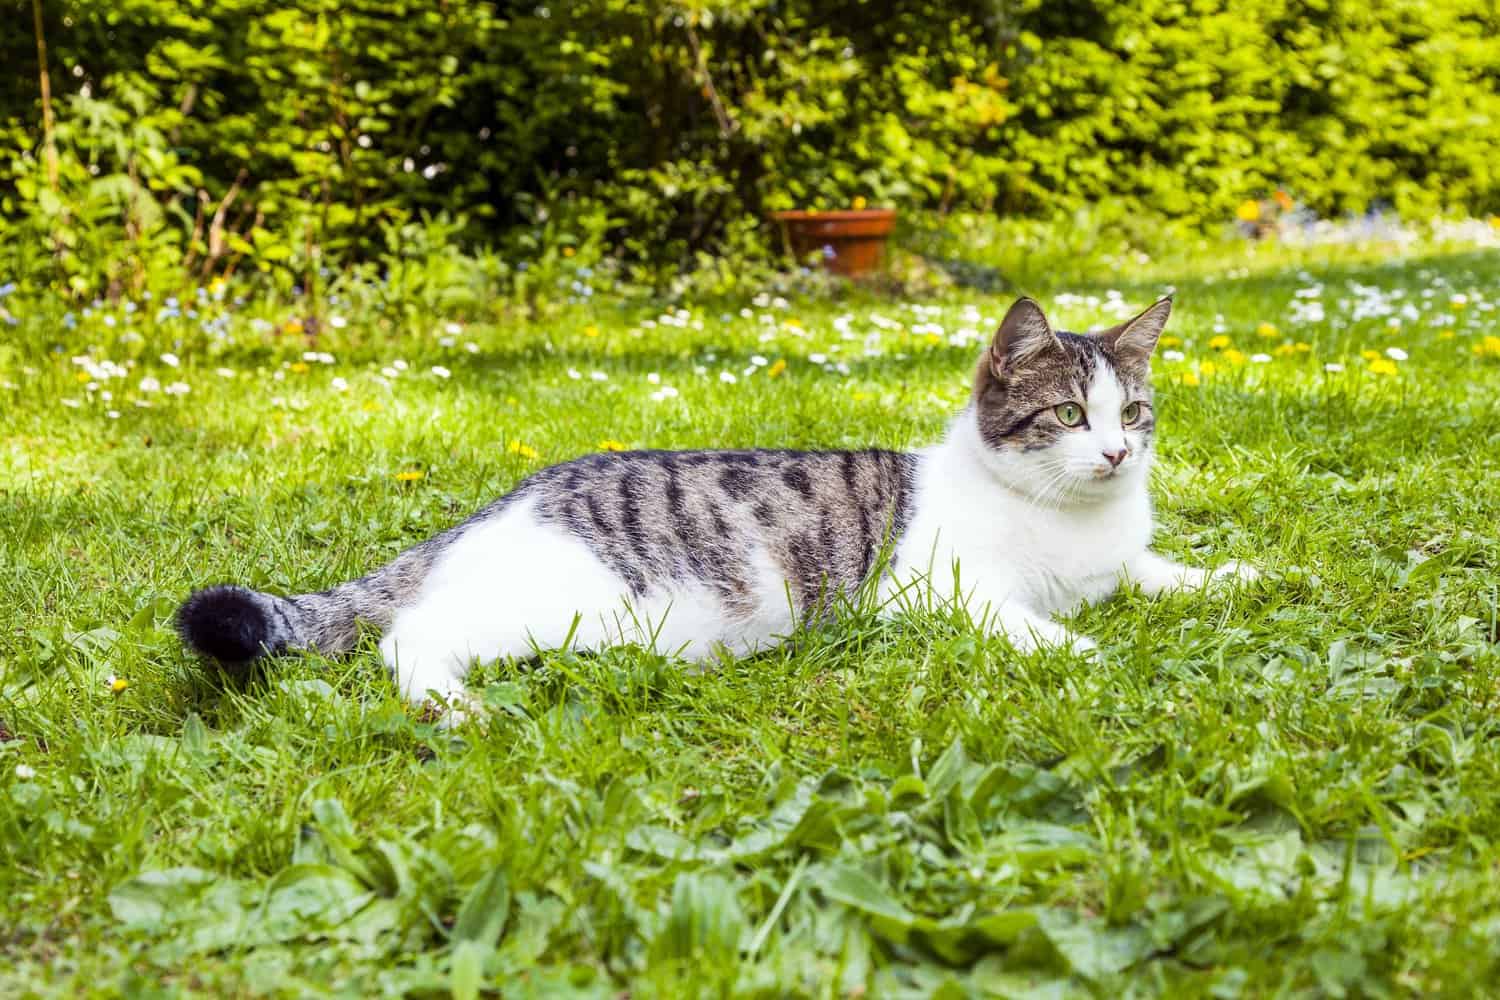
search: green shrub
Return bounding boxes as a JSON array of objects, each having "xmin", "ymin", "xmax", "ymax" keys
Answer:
[{"xmin": 2, "ymin": 0, "xmax": 1498, "ymax": 297}]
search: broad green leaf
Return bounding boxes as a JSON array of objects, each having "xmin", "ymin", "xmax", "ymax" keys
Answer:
[{"xmin": 451, "ymin": 864, "xmax": 511, "ymax": 948}]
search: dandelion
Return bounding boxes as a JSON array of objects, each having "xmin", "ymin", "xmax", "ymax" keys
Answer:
[
  {"xmin": 362, "ymin": 401, "xmax": 383, "ymax": 413},
  {"xmin": 562, "ymin": 246, "xmax": 575, "ymax": 258},
  {"xmin": 283, "ymin": 319, "xmax": 304, "ymax": 335},
  {"xmin": 1222, "ymin": 349, "xmax": 1247, "ymax": 366},
  {"xmin": 1236, "ymin": 200, "xmax": 1261, "ymax": 222},
  {"xmin": 395, "ymin": 470, "xmax": 426, "ymax": 482},
  {"xmin": 1368, "ymin": 358, "xmax": 1399, "ymax": 376},
  {"xmin": 1256, "ymin": 322, "xmax": 1278, "ymax": 338},
  {"xmin": 768, "ymin": 359, "xmax": 788, "ymax": 378},
  {"xmin": 430, "ymin": 365, "xmax": 451, "ymax": 379},
  {"xmin": 1384, "ymin": 347, "xmax": 1408, "ymax": 361},
  {"xmin": 15, "ymin": 764, "xmax": 35, "ymax": 780},
  {"xmin": 1208, "ymin": 335, "xmax": 1232, "ymax": 350},
  {"xmin": 289, "ymin": 362, "xmax": 310, "ymax": 374},
  {"xmin": 1360, "ymin": 349, "xmax": 1382, "ymax": 362},
  {"xmin": 600, "ymin": 439, "xmax": 628, "ymax": 451},
  {"xmin": 1178, "ymin": 371, "xmax": 1201, "ymax": 387},
  {"xmin": 508, "ymin": 441, "xmax": 539, "ymax": 460},
  {"xmin": 1159, "ymin": 336, "xmax": 1183, "ymax": 349},
  {"xmin": 1199, "ymin": 360, "xmax": 1219, "ymax": 377},
  {"xmin": 584, "ymin": 325, "xmax": 600, "ymax": 338},
  {"xmin": 1473, "ymin": 335, "xmax": 1500, "ymax": 360},
  {"xmin": 107, "ymin": 674, "xmax": 129, "ymax": 694}
]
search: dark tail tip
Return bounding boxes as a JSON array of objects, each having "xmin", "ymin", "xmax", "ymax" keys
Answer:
[{"xmin": 176, "ymin": 585, "xmax": 278, "ymax": 668}]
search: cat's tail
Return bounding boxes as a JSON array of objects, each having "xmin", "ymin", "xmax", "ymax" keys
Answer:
[{"xmin": 175, "ymin": 544, "xmax": 435, "ymax": 672}]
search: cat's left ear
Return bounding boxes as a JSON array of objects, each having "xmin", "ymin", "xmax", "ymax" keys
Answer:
[{"xmin": 1104, "ymin": 296, "xmax": 1172, "ymax": 364}]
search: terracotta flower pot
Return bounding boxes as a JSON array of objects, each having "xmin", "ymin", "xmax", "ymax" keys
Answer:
[{"xmin": 771, "ymin": 209, "xmax": 897, "ymax": 278}]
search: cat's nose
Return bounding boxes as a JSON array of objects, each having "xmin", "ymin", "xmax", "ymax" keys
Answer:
[{"xmin": 1102, "ymin": 448, "xmax": 1128, "ymax": 468}]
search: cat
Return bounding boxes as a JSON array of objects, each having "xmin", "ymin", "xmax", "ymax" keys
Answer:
[{"xmin": 177, "ymin": 296, "xmax": 1256, "ymax": 719}]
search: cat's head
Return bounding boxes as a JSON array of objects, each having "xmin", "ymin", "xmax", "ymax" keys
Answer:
[{"xmin": 969, "ymin": 296, "xmax": 1172, "ymax": 504}]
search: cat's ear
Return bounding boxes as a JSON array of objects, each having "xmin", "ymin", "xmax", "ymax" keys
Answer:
[
  {"xmin": 980, "ymin": 298, "xmax": 1061, "ymax": 391},
  {"xmin": 1104, "ymin": 296, "xmax": 1172, "ymax": 364}
]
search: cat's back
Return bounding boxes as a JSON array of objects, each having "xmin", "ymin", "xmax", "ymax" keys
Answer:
[{"xmin": 512, "ymin": 447, "xmax": 917, "ymax": 607}]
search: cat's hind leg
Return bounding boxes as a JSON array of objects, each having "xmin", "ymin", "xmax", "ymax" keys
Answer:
[{"xmin": 378, "ymin": 500, "xmax": 642, "ymax": 720}]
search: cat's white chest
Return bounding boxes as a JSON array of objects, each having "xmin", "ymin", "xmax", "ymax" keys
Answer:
[{"xmin": 892, "ymin": 441, "xmax": 1153, "ymax": 615}]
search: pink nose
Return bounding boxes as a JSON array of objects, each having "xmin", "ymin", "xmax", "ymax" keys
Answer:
[{"xmin": 1103, "ymin": 448, "xmax": 1128, "ymax": 468}]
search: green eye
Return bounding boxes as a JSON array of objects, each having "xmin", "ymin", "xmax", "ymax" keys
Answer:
[
  {"xmin": 1122, "ymin": 402, "xmax": 1141, "ymax": 423},
  {"xmin": 1055, "ymin": 402, "xmax": 1085, "ymax": 427}
]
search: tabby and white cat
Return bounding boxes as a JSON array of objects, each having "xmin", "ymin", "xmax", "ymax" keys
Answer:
[{"xmin": 177, "ymin": 296, "xmax": 1255, "ymax": 716}]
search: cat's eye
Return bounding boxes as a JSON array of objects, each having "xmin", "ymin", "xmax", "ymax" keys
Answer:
[
  {"xmin": 1122, "ymin": 402, "xmax": 1141, "ymax": 424},
  {"xmin": 1055, "ymin": 402, "xmax": 1085, "ymax": 427}
]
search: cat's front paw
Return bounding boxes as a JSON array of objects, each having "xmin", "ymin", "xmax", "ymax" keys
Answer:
[{"xmin": 1209, "ymin": 560, "xmax": 1260, "ymax": 586}]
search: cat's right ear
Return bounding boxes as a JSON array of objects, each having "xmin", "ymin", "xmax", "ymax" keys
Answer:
[{"xmin": 976, "ymin": 298, "xmax": 1059, "ymax": 395}]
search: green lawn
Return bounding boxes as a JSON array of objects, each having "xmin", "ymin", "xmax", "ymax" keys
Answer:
[{"xmin": 3, "ymin": 238, "xmax": 1500, "ymax": 997}]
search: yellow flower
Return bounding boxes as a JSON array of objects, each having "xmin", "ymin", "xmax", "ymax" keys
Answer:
[
  {"xmin": 783, "ymin": 318, "xmax": 802, "ymax": 329},
  {"xmin": 1273, "ymin": 343, "xmax": 1298, "ymax": 357},
  {"xmin": 852, "ymin": 195, "xmax": 868, "ymax": 210},
  {"xmin": 584, "ymin": 325, "xmax": 600, "ymax": 338},
  {"xmin": 1236, "ymin": 200, "xmax": 1261, "ymax": 222},
  {"xmin": 1256, "ymin": 322, "xmax": 1278, "ymax": 338},
  {"xmin": 1294, "ymin": 342, "xmax": 1311, "ymax": 353},
  {"xmin": 767, "ymin": 359, "xmax": 787, "ymax": 378},
  {"xmin": 395, "ymin": 470, "xmax": 425, "ymax": 482},
  {"xmin": 282, "ymin": 319, "xmax": 304, "ymax": 335},
  {"xmin": 508, "ymin": 441, "xmax": 539, "ymax": 460},
  {"xmin": 362, "ymin": 401, "xmax": 383, "ymax": 413},
  {"xmin": 1360, "ymin": 349, "xmax": 1381, "ymax": 362},
  {"xmin": 1222, "ymin": 349, "xmax": 1247, "ymax": 366},
  {"xmin": 562, "ymin": 246, "xmax": 575, "ymax": 258},
  {"xmin": 1178, "ymin": 371, "xmax": 1201, "ymax": 387},
  {"xmin": 925, "ymin": 333, "xmax": 943, "ymax": 346},
  {"xmin": 852, "ymin": 391, "xmax": 872, "ymax": 401},
  {"xmin": 1368, "ymin": 358, "xmax": 1399, "ymax": 376},
  {"xmin": 1199, "ymin": 360, "xmax": 1219, "ymax": 377},
  {"xmin": 1474, "ymin": 335, "xmax": 1500, "ymax": 360},
  {"xmin": 289, "ymin": 361, "xmax": 310, "ymax": 374},
  {"xmin": 599, "ymin": 439, "xmax": 628, "ymax": 451},
  {"xmin": 1159, "ymin": 336, "xmax": 1182, "ymax": 348},
  {"xmin": 110, "ymin": 676, "xmax": 129, "ymax": 694},
  {"xmin": 75, "ymin": 371, "xmax": 91, "ymax": 382},
  {"xmin": 1208, "ymin": 335, "xmax": 1231, "ymax": 350}
]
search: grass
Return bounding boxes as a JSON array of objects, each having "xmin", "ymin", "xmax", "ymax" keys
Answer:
[{"xmin": 3, "ymin": 232, "xmax": 1500, "ymax": 998}]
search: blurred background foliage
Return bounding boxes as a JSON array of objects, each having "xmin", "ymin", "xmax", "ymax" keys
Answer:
[{"xmin": 2, "ymin": 0, "xmax": 1498, "ymax": 303}]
